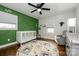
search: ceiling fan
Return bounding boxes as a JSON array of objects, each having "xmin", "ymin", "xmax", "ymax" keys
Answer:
[{"xmin": 28, "ymin": 3, "xmax": 50, "ymax": 15}]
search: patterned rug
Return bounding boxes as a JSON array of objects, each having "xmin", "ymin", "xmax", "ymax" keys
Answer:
[{"xmin": 16, "ymin": 40, "xmax": 59, "ymax": 56}]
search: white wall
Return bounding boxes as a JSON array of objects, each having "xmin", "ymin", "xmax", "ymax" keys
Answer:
[
  {"xmin": 39, "ymin": 10, "xmax": 75, "ymax": 40},
  {"xmin": 76, "ymin": 6, "xmax": 79, "ymax": 33}
]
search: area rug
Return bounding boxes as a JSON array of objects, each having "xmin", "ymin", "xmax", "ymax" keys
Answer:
[{"xmin": 16, "ymin": 40, "xmax": 59, "ymax": 56}]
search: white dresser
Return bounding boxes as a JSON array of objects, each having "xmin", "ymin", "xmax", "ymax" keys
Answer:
[{"xmin": 66, "ymin": 33, "xmax": 79, "ymax": 56}]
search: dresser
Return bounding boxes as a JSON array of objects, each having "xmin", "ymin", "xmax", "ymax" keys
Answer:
[{"xmin": 66, "ymin": 33, "xmax": 79, "ymax": 56}]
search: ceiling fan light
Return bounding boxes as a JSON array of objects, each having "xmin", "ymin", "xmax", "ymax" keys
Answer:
[{"xmin": 37, "ymin": 9, "xmax": 41, "ymax": 12}]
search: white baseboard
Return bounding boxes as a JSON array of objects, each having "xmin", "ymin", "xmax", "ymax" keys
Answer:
[{"xmin": 0, "ymin": 41, "xmax": 18, "ymax": 49}]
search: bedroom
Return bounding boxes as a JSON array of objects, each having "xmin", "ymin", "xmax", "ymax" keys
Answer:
[{"xmin": 0, "ymin": 3, "xmax": 79, "ymax": 56}]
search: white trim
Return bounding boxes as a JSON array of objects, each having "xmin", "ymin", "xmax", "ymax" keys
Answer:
[{"xmin": 0, "ymin": 41, "xmax": 18, "ymax": 49}]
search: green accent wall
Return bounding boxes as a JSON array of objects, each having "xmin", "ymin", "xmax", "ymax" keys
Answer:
[{"xmin": 0, "ymin": 5, "xmax": 38, "ymax": 45}]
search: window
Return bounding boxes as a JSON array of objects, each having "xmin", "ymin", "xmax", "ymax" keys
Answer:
[
  {"xmin": 67, "ymin": 18, "xmax": 76, "ymax": 33},
  {"xmin": 0, "ymin": 23, "xmax": 16, "ymax": 29},
  {"xmin": 47, "ymin": 28, "xmax": 54, "ymax": 33},
  {"xmin": 0, "ymin": 11, "xmax": 18, "ymax": 30},
  {"xmin": 68, "ymin": 18, "xmax": 76, "ymax": 27}
]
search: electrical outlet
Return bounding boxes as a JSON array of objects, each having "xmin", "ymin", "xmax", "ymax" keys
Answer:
[{"xmin": 8, "ymin": 38, "xmax": 10, "ymax": 41}]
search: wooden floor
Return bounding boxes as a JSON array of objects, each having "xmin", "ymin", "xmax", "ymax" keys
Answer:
[
  {"xmin": 0, "ymin": 40, "xmax": 66, "ymax": 56},
  {"xmin": 58, "ymin": 45, "xmax": 66, "ymax": 56},
  {"xmin": 0, "ymin": 44, "xmax": 20, "ymax": 56}
]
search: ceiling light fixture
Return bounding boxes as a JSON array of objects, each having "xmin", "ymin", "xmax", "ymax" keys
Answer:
[
  {"xmin": 37, "ymin": 9, "xmax": 41, "ymax": 12},
  {"xmin": 28, "ymin": 3, "xmax": 50, "ymax": 15}
]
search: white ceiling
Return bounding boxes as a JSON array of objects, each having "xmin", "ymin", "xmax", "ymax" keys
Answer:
[{"xmin": 0, "ymin": 3, "xmax": 79, "ymax": 19}]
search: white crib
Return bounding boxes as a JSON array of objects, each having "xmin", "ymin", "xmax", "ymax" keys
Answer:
[{"xmin": 16, "ymin": 31, "xmax": 36, "ymax": 44}]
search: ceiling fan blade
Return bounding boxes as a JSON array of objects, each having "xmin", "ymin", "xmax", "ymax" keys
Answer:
[
  {"xmin": 39, "ymin": 3, "xmax": 45, "ymax": 8},
  {"xmin": 39, "ymin": 11, "xmax": 42, "ymax": 15},
  {"xmin": 31, "ymin": 9, "xmax": 37, "ymax": 13},
  {"xmin": 28, "ymin": 3, "xmax": 37, "ymax": 8},
  {"xmin": 41, "ymin": 8, "xmax": 50, "ymax": 10}
]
